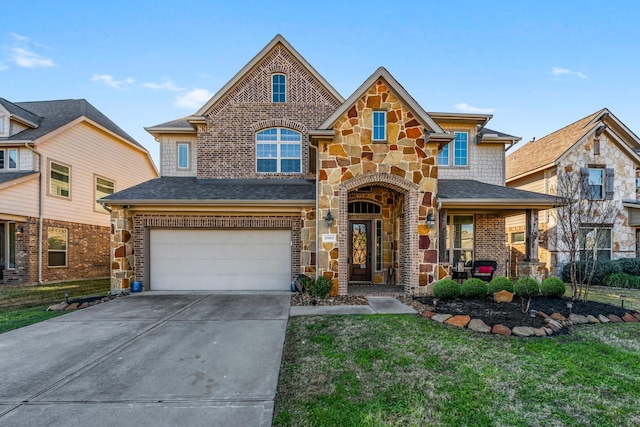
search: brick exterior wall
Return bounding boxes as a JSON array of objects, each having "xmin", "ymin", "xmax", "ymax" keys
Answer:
[{"xmin": 474, "ymin": 214, "xmax": 507, "ymax": 277}]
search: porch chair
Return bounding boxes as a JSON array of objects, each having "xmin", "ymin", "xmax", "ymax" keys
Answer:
[{"xmin": 471, "ymin": 260, "xmax": 498, "ymax": 282}]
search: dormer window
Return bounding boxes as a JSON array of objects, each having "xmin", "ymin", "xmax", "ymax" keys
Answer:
[
  {"xmin": 256, "ymin": 128, "xmax": 301, "ymax": 173},
  {"xmin": 373, "ymin": 111, "xmax": 386, "ymax": 141},
  {"xmin": 272, "ymin": 73, "xmax": 286, "ymax": 103}
]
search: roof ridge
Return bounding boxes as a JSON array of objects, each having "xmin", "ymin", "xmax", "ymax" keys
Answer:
[{"xmin": 527, "ymin": 109, "xmax": 603, "ymax": 145}]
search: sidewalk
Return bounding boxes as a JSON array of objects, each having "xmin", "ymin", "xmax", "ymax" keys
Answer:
[{"xmin": 289, "ymin": 296, "xmax": 416, "ymax": 316}]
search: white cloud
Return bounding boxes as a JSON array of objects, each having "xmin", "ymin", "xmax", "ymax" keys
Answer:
[
  {"xmin": 175, "ymin": 88, "xmax": 213, "ymax": 110},
  {"xmin": 8, "ymin": 33, "xmax": 54, "ymax": 68},
  {"xmin": 142, "ymin": 79, "xmax": 184, "ymax": 91},
  {"xmin": 91, "ymin": 74, "xmax": 135, "ymax": 89},
  {"xmin": 552, "ymin": 67, "xmax": 587, "ymax": 79},
  {"xmin": 455, "ymin": 103, "xmax": 495, "ymax": 114}
]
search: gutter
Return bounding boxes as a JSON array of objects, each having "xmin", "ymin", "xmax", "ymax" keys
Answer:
[
  {"xmin": 101, "ymin": 198, "xmax": 316, "ymax": 207},
  {"xmin": 24, "ymin": 141, "xmax": 43, "ymax": 284}
]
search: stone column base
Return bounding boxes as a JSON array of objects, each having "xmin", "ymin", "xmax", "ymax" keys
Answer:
[{"xmin": 517, "ymin": 262, "xmax": 547, "ymax": 282}]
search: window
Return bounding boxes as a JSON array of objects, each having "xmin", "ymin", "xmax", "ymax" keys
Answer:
[
  {"xmin": 375, "ymin": 219, "xmax": 382, "ymax": 271},
  {"xmin": 438, "ymin": 132, "xmax": 468, "ymax": 166},
  {"xmin": 177, "ymin": 143, "xmax": 189, "ymax": 169},
  {"xmin": 47, "ymin": 227, "xmax": 67, "ymax": 267},
  {"xmin": 373, "ymin": 111, "xmax": 386, "ymax": 141},
  {"xmin": 50, "ymin": 161, "xmax": 70, "ymax": 198},
  {"xmin": 0, "ymin": 150, "xmax": 3, "ymax": 169},
  {"xmin": 1, "ymin": 223, "xmax": 16, "ymax": 269},
  {"xmin": 272, "ymin": 73, "xmax": 286, "ymax": 103},
  {"xmin": 588, "ymin": 168, "xmax": 604, "ymax": 199},
  {"xmin": 256, "ymin": 128, "xmax": 301, "ymax": 173},
  {"xmin": 8, "ymin": 149, "xmax": 17, "ymax": 169},
  {"xmin": 511, "ymin": 232, "xmax": 525, "ymax": 243},
  {"xmin": 579, "ymin": 227, "xmax": 611, "ymax": 260},
  {"xmin": 348, "ymin": 201, "xmax": 381, "ymax": 214},
  {"xmin": 445, "ymin": 215, "xmax": 474, "ymax": 265},
  {"xmin": 95, "ymin": 176, "xmax": 115, "ymax": 212}
]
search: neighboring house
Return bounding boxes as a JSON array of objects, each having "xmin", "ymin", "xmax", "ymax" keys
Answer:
[
  {"xmin": 103, "ymin": 35, "xmax": 552, "ymax": 295},
  {"xmin": 0, "ymin": 98, "xmax": 158, "ymax": 285},
  {"xmin": 506, "ymin": 109, "xmax": 640, "ymax": 276}
]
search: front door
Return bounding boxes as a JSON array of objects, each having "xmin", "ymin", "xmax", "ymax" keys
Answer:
[{"xmin": 349, "ymin": 220, "xmax": 372, "ymax": 282}]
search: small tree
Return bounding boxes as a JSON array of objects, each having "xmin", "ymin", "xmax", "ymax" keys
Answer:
[{"xmin": 548, "ymin": 167, "xmax": 617, "ymax": 302}]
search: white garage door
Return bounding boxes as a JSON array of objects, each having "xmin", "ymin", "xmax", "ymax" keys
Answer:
[{"xmin": 149, "ymin": 229, "xmax": 292, "ymax": 291}]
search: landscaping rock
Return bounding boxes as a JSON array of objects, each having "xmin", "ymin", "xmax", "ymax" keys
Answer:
[
  {"xmin": 78, "ymin": 302, "xmax": 90, "ymax": 309},
  {"xmin": 598, "ymin": 314, "xmax": 610, "ymax": 323},
  {"xmin": 633, "ymin": 312, "xmax": 640, "ymax": 321},
  {"xmin": 47, "ymin": 302, "xmax": 69, "ymax": 311},
  {"xmin": 622, "ymin": 313, "xmax": 638, "ymax": 323},
  {"xmin": 543, "ymin": 327, "xmax": 554, "ymax": 336},
  {"xmin": 586, "ymin": 315, "xmax": 600, "ymax": 324},
  {"xmin": 550, "ymin": 313, "xmax": 566, "ymax": 321},
  {"xmin": 536, "ymin": 311, "xmax": 550, "ymax": 319},
  {"xmin": 568, "ymin": 314, "xmax": 589, "ymax": 324},
  {"xmin": 492, "ymin": 324, "xmax": 512, "ymax": 336},
  {"xmin": 445, "ymin": 315, "xmax": 471, "ymax": 328},
  {"xmin": 544, "ymin": 321, "xmax": 561, "ymax": 333},
  {"xmin": 468, "ymin": 319, "xmax": 491, "ymax": 333},
  {"xmin": 65, "ymin": 303, "xmax": 79, "ymax": 310},
  {"xmin": 421, "ymin": 310, "xmax": 435, "ymax": 319},
  {"xmin": 531, "ymin": 327, "xmax": 547, "ymax": 337},
  {"xmin": 432, "ymin": 313, "xmax": 452, "ymax": 323},
  {"xmin": 608, "ymin": 314, "xmax": 623, "ymax": 323},
  {"xmin": 493, "ymin": 290, "xmax": 514, "ymax": 303},
  {"xmin": 512, "ymin": 326, "xmax": 534, "ymax": 337}
]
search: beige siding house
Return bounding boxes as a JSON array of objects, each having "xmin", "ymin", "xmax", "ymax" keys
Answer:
[
  {"xmin": 506, "ymin": 109, "xmax": 640, "ymax": 277},
  {"xmin": 0, "ymin": 98, "xmax": 158, "ymax": 285},
  {"xmin": 103, "ymin": 35, "xmax": 552, "ymax": 295}
]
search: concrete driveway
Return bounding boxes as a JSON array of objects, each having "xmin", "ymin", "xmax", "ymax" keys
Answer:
[{"xmin": 0, "ymin": 292, "xmax": 291, "ymax": 427}]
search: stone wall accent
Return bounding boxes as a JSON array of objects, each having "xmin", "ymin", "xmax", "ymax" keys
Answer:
[
  {"xmin": 316, "ymin": 78, "xmax": 439, "ymax": 295},
  {"xmin": 110, "ymin": 207, "xmax": 135, "ymax": 292},
  {"xmin": 197, "ymin": 44, "xmax": 341, "ymax": 180},
  {"xmin": 300, "ymin": 207, "xmax": 316, "ymax": 275},
  {"xmin": 475, "ymin": 214, "xmax": 507, "ymax": 277}
]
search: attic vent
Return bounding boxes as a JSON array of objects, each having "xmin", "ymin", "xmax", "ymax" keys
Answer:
[{"xmin": 594, "ymin": 138, "xmax": 600, "ymax": 156}]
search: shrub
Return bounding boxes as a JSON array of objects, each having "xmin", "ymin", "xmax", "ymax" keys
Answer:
[
  {"xmin": 603, "ymin": 272, "xmax": 633, "ymax": 288},
  {"xmin": 561, "ymin": 260, "xmax": 621, "ymax": 286},
  {"xmin": 540, "ymin": 277, "xmax": 566, "ymax": 298},
  {"xmin": 487, "ymin": 276, "xmax": 514, "ymax": 294},
  {"xmin": 460, "ymin": 278, "xmax": 488, "ymax": 298},
  {"xmin": 433, "ymin": 279, "xmax": 460, "ymax": 299},
  {"xmin": 617, "ymin": 258, "xmax": 640, "ymax": 276},
  {"xmin": 629, "ymin": 276, "xmax": 640, "ymax": 289},
  {"xmin": 514, "ymin": 277, "xmax": 540, "ymax": 297},
  {"xmin": 307, "ymin": 276, "xmax": 333, "ymax": 299}
]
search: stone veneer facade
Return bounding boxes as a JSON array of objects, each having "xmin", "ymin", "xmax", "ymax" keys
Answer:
[{"xmin": 315, "ymin": 78, "xmax": 439, "ymax": 294}]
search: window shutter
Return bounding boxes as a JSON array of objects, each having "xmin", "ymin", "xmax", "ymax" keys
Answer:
[
  {"xmin": 579, "ymin": 167, "xmax": 589, "ymax": 198},
  {"xmin": 605, "ymin": 168, "xmax": 614, "ymax": 200}
]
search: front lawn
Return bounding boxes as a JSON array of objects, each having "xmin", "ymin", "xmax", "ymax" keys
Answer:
[
  {"xmin": 0, "ymin": 279, "xmax": 110, "ymax": 334},
  {"xmin": 274, "ymin": 314, "xmax": 640, "ymax": 426}
]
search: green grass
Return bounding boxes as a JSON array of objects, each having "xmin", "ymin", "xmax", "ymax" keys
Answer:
[
  {"xmin": 574, "ymin": 286, "xmax": 640, "ymax": 311},
  {"xmin": 274, "ymin": 315, "xmax": 640, "ymax": 426},
  {"xmin": 0, "ymin": 279, "xmax": 110, "ymax": 334}
]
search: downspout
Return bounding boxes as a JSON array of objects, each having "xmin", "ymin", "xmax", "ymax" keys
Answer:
[{"xmin": 24, "ymin": 142, "xmax": 43, "ymax": 284}]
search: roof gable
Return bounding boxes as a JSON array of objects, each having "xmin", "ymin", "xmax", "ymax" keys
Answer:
[
  {"xmin": 194, "ymin": 34, "xmax": 344, "ymax": 117},
  {"xmin": 0, "ymin": 98, "xmax": 42, "ymax": 129},
  {"xmin": 318, "ymin": 67, "xmax": 444, "ymax": 134}
]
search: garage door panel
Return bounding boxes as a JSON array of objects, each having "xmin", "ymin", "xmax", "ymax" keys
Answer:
[{"xmin": 149, "ymin": 229, "xmax": 292, "ymax": 291}]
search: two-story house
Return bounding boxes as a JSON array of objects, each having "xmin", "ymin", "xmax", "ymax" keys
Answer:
[
  {"xmin": 506, "ymin": 109, "xmax": 640, "ymax": 276},
  {"xmin": 0, "ymin": 98, "xmax": 158, "ymax": 285},
  {"xmin": 103, "ymin": 35, "xmax": 552, "ymax": 295}
]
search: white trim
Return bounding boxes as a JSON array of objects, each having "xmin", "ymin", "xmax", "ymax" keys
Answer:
[
  {"xmin": 94, "ymin": 174, "xmax": 115, "ymax": 214},
  {"xmin": 271, "ymin": 73, "xmax": 286, "ymax": 103},
  {"xmin": 47, "ymin": 226, "xmax": 68, "ymax": 268},
  {"xmin": 372, "ymin": 111, "xmax": 386, "ymax": 141},
  {"xmin": 48, "ymin": 159, "xmax": 71, "ymax": 200},
  {"xmin": 177, "ymin": 142, "xmax": 190, "ymax": 170},
  {"xmin": 255, "ymin": 128, "xmax": 301, "ymax": 173}
]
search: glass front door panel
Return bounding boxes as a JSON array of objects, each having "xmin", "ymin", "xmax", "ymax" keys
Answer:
[
  {"xmin": 352, "ymin": 223, "xmax": 367, "ymax": 266},
  {"xmin": 350, "ymin": 220, "xmax": 372, "ymax": 282}
]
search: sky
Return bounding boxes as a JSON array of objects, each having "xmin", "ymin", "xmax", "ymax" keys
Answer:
[{"xmin": 2, "ymin": 0, "xmax": 640, "ymax": 167}]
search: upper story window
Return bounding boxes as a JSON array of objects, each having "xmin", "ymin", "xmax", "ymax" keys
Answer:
[
  {"xmin": 177, "ymin": 142, "xmax": 189, "ymax": 169},
  {"xmin": 0, "ymin": 148, "xmax": 18, "ymax": 170},
  {"xmin": 581, "ymin": 166, "xmax": 613, "ymax": 200},
  {"xmin": 588, "ymin": 167, "xmax": 604, "ymax": 199},
  {"xmin": 95, "ymin": 176, "xmax": 115, "ymax": 212},
  {"xmin": 256, "ymin": 128, "xmax": 301, "ymax": 173},
  {"xmin": 272, "ymin": 73, "xmax": 286, "ymax": 103},
  {"xmin": 50, "ymin": 160, "xmax": 70, "ymax": 198},
  {"xmin": 438, "ymin": 132, "xmax": 468, "ymax": 167},
  {"xmin": 373, "ymin": 111, "xmax": 386, "ymax": 141}
]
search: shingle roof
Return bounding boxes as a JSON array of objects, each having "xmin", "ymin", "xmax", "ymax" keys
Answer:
[
  {"xmin": 478, "ymin": 127, "xmax": 517, "ymax": 139},
  {"xmin": 0, "ymin": 171, "xmax": 38, "ymax": 185},
  {"xmin": 146, "ymin": 117, "xmax": 194, "ymax": 130},
  {"xmin": 506, "ymin": 110, "xmax": 604, "ymax": 180},
  {"xmin": 101, "ymin": 177, "xmax": 316, "ymax": 203},
  {"xmin": 0, "ymin": 98, "xmax": 42, "ymax": 126},
  {"xmin": 0, "ymin": 99, "xmax": 142, "ymax": 148},
  {"xmin": 439, "ymin": 179, "xmax": 553, "ymax": 202}
]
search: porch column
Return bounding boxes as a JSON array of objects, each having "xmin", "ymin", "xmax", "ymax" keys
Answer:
[{"xmin": 525, "ymin": 209, "xmax": 539, "ymax": 262}]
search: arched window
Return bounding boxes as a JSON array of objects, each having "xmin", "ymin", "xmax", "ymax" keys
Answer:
[
  {"xmin": 256, "ymin": 128, "xmax": 301, "ymax": 173},
  {"xmin": 272, "ymin": 73, "xmax": 286, "ymax": 103},
  {"xmin": 348, "ymin": 201, "xmax": 381, "ymax": 214}
]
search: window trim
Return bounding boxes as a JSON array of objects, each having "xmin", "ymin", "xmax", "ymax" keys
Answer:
[
  {"xmin": 579, "ymin": 226, "xmax": 612, "ymax": 261},
  {"xmin": 94, "ymin": 174, "xmax": 115, "ymax": 214},
  {"xmin": 445, "ymin": 214, "xmax": 475, "ymax": 265},
  {"xmin": 47, "ymin": 227, "xmax": 68, "ymax": 268},
  {"xmin": 0, "ymin": 149, "xmax": 4, "ymax": 170},
  {"xmin": 48, "ymin": 159, "xmax": 71, "ymax": 200},
  {"xmin": 372, "ymin": 111, "xmax": 387, "ymax": 141},
  {"xmin": 2, "ymin": 222, "xmax": 17, "ymax": 270},
  {"xmin": 271, "ymin": 73, "xmax": 286, "ymax": 103},
  {"xmin": 511, "ymin": 232, "xmax": 525, "ymax": 243},
  {"xmin": 438, "ymin": 131, "xmax": 469, "ymax": 167},
  {"xmin": 176, "ymin": 142, "xmax": 190, "ymax": 170},
  {"xmin": 255, "ymin": 127, "xmax": 302, "ymax": 174},
  {"xmin": 7, "ymin": 148, "xmax": 18, "ymax": 170}
]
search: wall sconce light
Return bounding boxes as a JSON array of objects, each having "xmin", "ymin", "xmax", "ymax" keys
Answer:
[
  {"xmin": 325, "ymin": 211, "xmax": 335, "ymax": 227},
  {"xmin": 425, "ymin": 212, "xmax": 436, "ymax": 228},
  {"xmin": 16, "ymin": 226, "xmax": 24, "ymax": 234}
]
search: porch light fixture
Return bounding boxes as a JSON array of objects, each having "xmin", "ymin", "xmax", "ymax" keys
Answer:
[
  {"xmin": 324, "ymin": 211, "xmax": 335, "ymax": 227},
  {"xmin": 620, "ymin": 294, "xmax": 626, "ymax": 308},
  {"xmin": 16, "ymin": 226, "xmax": 24, "ymax": 234},
  {"xmin": 566, "ymin": 301, "xmax": 573, "ymax": 314},
  {"xmin": 425, "ymin": 212, "xmax": 436, "ymax": 228}
]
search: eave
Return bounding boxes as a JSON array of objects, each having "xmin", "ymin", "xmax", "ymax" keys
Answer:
[{"xmin": 428, "ymin": 112, "xmax": 493, "ymax": 127}]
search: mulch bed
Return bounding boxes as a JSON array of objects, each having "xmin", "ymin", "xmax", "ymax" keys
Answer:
[
  {"xmin": 414, "ymin": 296, "xmax": 633, "ymax": 329},
  {"xmin": 290, "ymin": 294, "xmax": 369, "ymax": 306}
]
